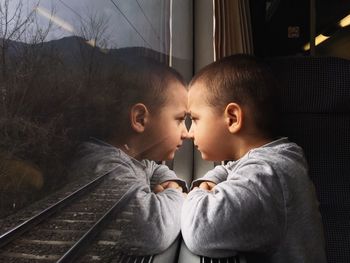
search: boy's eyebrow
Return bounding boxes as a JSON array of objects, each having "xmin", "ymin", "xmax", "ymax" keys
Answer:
[
  {"xmin": 176, "ymin": 111, "xmax": 188, "ymax": 117},
  {"xmin": 184, "ymin": 110, "xmax": 192, "ymax": 116},
  {"xmin": 185, "ymin": 111, "xmax": 192, "ymax": 117}
]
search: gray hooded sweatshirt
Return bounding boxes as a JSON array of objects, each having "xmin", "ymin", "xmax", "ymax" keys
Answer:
[
  {"xmin": 181, "ymin": 137, "xmax": 327, "ymax": 262},
  {"xmin": 70, "ymin": 138, "xmax": 187, "ymax": 256}
]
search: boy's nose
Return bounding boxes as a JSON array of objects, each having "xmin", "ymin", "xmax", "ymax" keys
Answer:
[
  {"xmin": 181, "ymin": 126, "xmax": 190, "ymax": 139},
  {"xmin": 187, "ymin": 124, "xmax": 194, "ymax": 139}
]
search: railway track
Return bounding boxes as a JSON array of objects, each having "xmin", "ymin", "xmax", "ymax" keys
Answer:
[{"xmin": 0, "ymin": 173, "xmax": 146, "ymax": 263}]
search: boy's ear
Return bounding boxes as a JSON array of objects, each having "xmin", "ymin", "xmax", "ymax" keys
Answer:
[
  {"xmin": 224, "ymin": 103, "xmax": 243, "ymax": 133},
  {"xmin": 130, "ymin": 103, "xmax": 149, "ymax": 133}
]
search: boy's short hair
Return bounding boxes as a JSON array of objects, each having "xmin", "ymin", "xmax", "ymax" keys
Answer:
[
  {"xmin": 190, "ymin": 54, "xmax": 280, "ymax": 138},
  {"xmin": 68, "ymin": 53, "xmax": 186, "ymax": 141},
  {"xmin": 114, "ymin": 55, "xmax": 186, "ymax": 116}
]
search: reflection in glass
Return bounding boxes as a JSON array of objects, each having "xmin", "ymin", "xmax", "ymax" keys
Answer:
[{"xmin": 0, "ymin": 0, "xmax": 173, "ymax": 217}]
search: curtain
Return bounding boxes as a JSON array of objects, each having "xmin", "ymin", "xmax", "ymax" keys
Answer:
[{"xmin": 213, "ymin": 0, "xmax": 254, "ymax": 60}]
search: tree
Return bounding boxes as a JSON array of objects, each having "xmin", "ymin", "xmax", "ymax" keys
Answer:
[
  {"xmin": 0, "ymin": 0, "xmax": 40, "ymax": 79},
  {"xmin": 75, "ymin": 9, "xmax": 111, "ymax": 87}
]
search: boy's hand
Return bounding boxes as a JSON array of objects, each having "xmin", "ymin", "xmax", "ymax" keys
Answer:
[
  {"xmin": 195, "ymin": 181, "xmax": 216, "ymax": 191},
  {"xmin": 153, "ymin": 180, "xmax": 183, "ymax": 193},
  {"xmin": 153, "ymin": 184, "xmax": 165, "ymax": 193}
]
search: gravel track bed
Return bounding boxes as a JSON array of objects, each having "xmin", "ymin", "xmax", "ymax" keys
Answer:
[
  {"xmin": 2, "ymin": 241, "xmax": 72, "ymax": 254},
  {"xmin": 0, "ymin": 254, "xmax": 55, "ymax": 263},
  {"xmin": 0, "ymin": 173, "xmax": 127, "ymax": 262},
  {"xmin": 77, "ymin": 243, "xmax": 119, "ymax": 263},
  {"xmin": 55, "ymin": 211, "xmax": 103, "ymax": 221},
  {"xmin": 64, "ymin": 202, "xmax": 114, "ymax": 213},
  {"xmin": 0, "ymin": 173, "xmax": 99, "ymax": 234},
  {"xmin": 25, "ymin": 229, "xmax": 84, "ymax": 241},
  {"xmin": 33, "ymin": 219, "xmax": 94, "ymax": 231}
]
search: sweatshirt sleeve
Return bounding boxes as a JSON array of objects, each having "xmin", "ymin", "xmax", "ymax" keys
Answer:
[
  {"xmin": 181, "ymin": 159, "xmax": 286, "ymax": 258},
  {"xmin": 191, "ymin": 164, "xmax": 230, "ymax": 189},
  {"xmin": 109, "ymin": 161, "xmax": 185, "ymax": 255},
  {"xmin": 148, "ymin": 161, "xmax": 188, "ymax": 192}
]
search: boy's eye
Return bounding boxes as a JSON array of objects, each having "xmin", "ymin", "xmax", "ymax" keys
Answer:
[
  {"xmin": 190, "ymin": 117, "xmax": 198, "ymax": 123},
  {"xmin": 176, "ymin": 117, "xmax": 185, "ymax": 124},
  {"xmin": 176, "ymin": 114, "xmax": 189, "ymax": 124}
]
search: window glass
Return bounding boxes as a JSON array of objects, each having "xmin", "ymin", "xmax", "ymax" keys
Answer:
[{"xmin": 0, "ymin": 0, "xmax": 192, "ymax": 217}]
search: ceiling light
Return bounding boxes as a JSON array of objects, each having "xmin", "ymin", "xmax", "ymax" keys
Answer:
[
  {"xmin": 339, "ymin": 14, "xmax": 350, "ymax": 28},
  {"xmin": 303, "ymin": 34, "xmax": 330, "ymax": 51}
]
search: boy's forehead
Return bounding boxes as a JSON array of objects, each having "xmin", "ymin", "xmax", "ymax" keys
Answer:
[
  {"xmin": 189, "ymin": 80, "xmax": 207, "ymax": 93},
  {"xmin": 163, "ymin": 82, "xmax": 188, "ymax": 108},
  {"xmin": 165, "ymin": 81, "xmax": 187, "ymax": 96},
  {"xmin": 188, "ymin": 82, "xmax": 208, "ymax": 102}
]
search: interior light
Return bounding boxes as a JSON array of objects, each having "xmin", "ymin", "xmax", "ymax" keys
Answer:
[
  {"xmin": 303, "ymin": 34, "xmax": 330, "ymax": 51},
  {"xmin": 339, "ymin": 14, "xmax": 350, "ymax": 27}
]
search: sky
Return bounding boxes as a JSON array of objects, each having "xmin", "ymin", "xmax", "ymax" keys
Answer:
[{"xmin": 5, "ymin": 0, "xmax": 168, "ymax": 52}]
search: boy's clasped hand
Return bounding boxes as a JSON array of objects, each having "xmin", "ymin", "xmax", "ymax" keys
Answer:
[{"xmin": 153, "ymin": 180, "xmax": 183, "ymax": 193}]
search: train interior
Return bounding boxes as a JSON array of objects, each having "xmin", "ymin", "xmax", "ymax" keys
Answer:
[{"xmin": 0, "ymin": 0, "xmax": 349, "ymax": 262}]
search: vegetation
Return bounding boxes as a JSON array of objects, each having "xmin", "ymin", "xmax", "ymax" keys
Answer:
[
  {"xmin": 0, "ymin": 0, "xmax": 111, "ymax": 217},
  {"xmin": 0, "ymin": 0, "xmax": 164, "ymax": 218}
]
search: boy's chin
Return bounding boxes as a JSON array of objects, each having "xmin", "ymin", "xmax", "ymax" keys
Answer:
[
  {"xmin": 200, "ymin": 152, "xmax": 222, "ymax": 162},
  {"xmin": 200, "ymin": 152, "xmax": 214, "ymax": 161},
  {"xmin": 167, "ymin": 152, "xmax": 176, "ymax": 160},
  {"xmin": 158, "ymin": 151, "xmax": 176, "ymax": 161}
]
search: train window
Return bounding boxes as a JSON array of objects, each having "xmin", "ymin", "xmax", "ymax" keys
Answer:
[
  {"xmin": 0, "ymin": 0, "xmax": 193, "ymax": 260},
  {"xmin": 0, "ymin": 0, "xmax": 192, "ymax": 216}
]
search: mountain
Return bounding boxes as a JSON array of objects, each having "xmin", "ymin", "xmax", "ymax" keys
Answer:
[{"xmin": 2, "ymin": 36, "xmax": 169, "ymax": 70}]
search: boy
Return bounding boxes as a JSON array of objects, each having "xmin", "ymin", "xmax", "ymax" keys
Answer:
[
  {"xmin": 68, "ymin": 55, "xmax": 188, "ymax": 256},
  {"xmin": 181, "ymin": 54, "xmax": 327, "ymax": 262}
]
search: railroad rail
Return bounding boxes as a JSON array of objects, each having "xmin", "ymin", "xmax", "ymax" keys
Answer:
[{"xmin": 0, "ymin": 172, "xmax": 143, "ymax": 262}]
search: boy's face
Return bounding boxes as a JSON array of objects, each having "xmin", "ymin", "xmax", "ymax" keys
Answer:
[
  {"xmin": 143, "ymin": 80, "xmax": 188, "ymax": 161},
  {"xmin": 188, "ymin": 82, "xmax": 231, "ymax": 161}
]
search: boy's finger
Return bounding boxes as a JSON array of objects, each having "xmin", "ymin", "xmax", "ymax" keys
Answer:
[
  {"xmin": 167, "ymin": 181, "xmax": 180, "ymax": 189},
  {"xmin": 207, "ymin": 182, "xmax": 216, "ymax": 189},
  {"xmin": 153, "ymin": 184, "xmax": 164, "ymax": 193},
  {"xmin": 199, "ymin": 182, "xmax": 209, "ymax": 190},
  {"xmin": 160, "ymin": 181, "xmax": 170, "ymax": 188}
]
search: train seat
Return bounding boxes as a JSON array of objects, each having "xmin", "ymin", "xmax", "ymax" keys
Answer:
[{"xmin": 266, "ymin": 56, "xmax": 350, "ymax": 263}]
